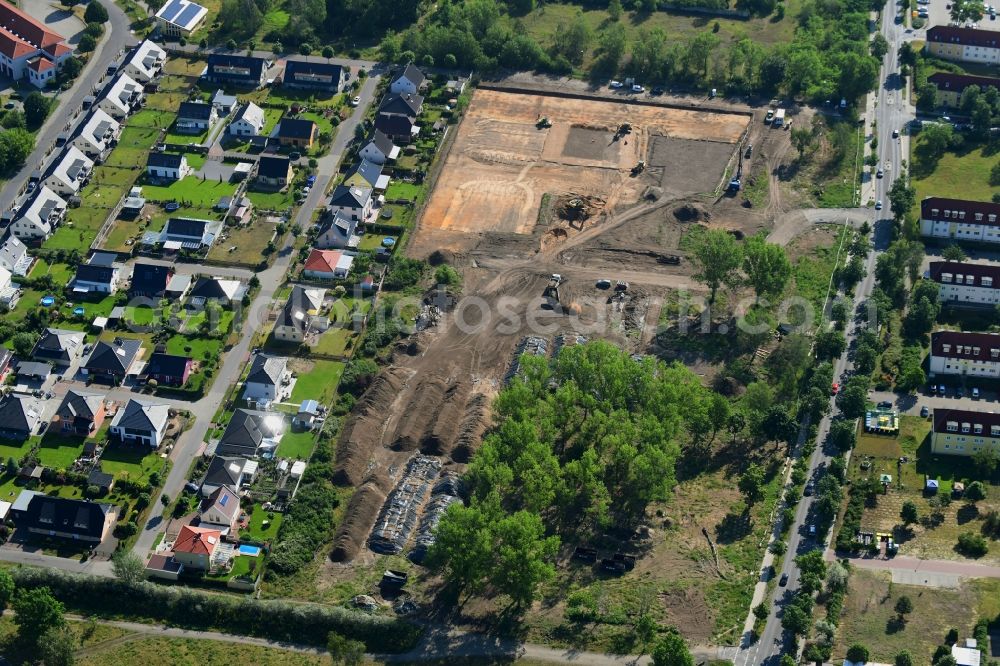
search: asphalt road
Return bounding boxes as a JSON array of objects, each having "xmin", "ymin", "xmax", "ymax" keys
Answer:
[
  {"xmin": 130, "ymin": 72, "xmax": 381, "ymax": 559},
  {"xmin": 735, "ymin": 4, "xmax": 914, "ymax": 665},
  {"xmin": 0, "ymin": 2, "xmax": 136, "ymax": 213}
]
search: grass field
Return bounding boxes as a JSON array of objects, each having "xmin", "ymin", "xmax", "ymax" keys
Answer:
[
  {"xmin": 277, "ymin": 428, "xmax": 315, "ymax": 459},
  {"xmin": 313, "ymin": 327, "xmax": 355, "ymax": 356},
  {"xmin": 205, "ymin": 221, "xmax": 276, "ymax": 265},
  {"xmin": 289, "ymin": 359, "xmax": 344, "ymax": 405},
  {"xmin": 358, "ymin": 233, "xmax": 397, "ymax": 251},
  {"xmin": 246, "ymin": 503, "xmax": 284, "ymax": 542},
  {"xmin": 101, "ymin": 440, "xmax": 166, "ymax": 484},
  {"xmin": 129, "ymin": 108, "xmax": 175, "ymax": 129},
  {"xmin": 29, "ymin": 259, "xmax": 74, "ymax": 284},
  {"xmin": 165, "ymin": 335, "xmax": 222, "ymax": 359},
  {"xmin": 77, "ymin": 636, "xmax": 329, "ymax": 666},
  {"xmin": 245, "ymin": 185, "xmax": 295, "ymax": 211},
  {"xmin": 35, "ymin": 433, "xmax": 84, "ymax": 469},
  {"xmin": 834, "ymin": 569, "xmax": 1000, "ymax": 663},
  {"xmin": 141, "ymin": 176, "xmax": 238, "ymax": 207},
  {"xmin": 384, "ymin": 181, "xmax": 423, "ymax": 202},
  {"xmin": 911, "ymin": 137, "xmax": 996, "ymax": 216}
]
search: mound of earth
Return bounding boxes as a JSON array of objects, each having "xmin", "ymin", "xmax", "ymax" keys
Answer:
[
  {"xmin": 555, "ymin": 194, "xmax": 605, "ymax": 222},
  {"xmin": 673, "ymin": 203, "xmax": 711, "ymax": 222},
  {"xmin": 333, "ymin": 368, "xmax": 407, "ymax": 486},
  {"xmin": 329, "ymin": 475, "xmax": 391, "ymax": 562}
]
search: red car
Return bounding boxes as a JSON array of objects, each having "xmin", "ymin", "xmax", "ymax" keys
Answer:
[{"xmin": 831, "ymin": 383, "xmax": 840, "ymax": 395}]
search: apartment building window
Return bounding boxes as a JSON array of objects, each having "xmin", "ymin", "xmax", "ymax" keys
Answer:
[
  {"xmin": 984, "ymin": 277, "xmax": 994, "ymax": 287},
  {"xmin": 975, "ymin": 424, "xmax": 983, "ymax": 434},
  {"xmin": 962, "ymin": 423, "xmax": 971, "ymax": 433},
  {"xmin": 947, "ymin": 421, "xmax": 959, "ymax": 432},
  {"xmin": 967, "ymin": 275, "xmax": 975, "ymax": 285},
  {"xmin": 943, "ymin": 344, "xmax": 951, "ymax": 353},
  {"xmin": 942, "ymin": 273, "xmax": 953, "ymax": 283}
]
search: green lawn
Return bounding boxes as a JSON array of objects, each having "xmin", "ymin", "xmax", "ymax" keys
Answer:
[
  {"xmin": 165, "ymin": 335, "xmax": 222, "ymax": 359},
  {"xmin": 911, "ymin": 137, "xmax": 997, "ymax": 216},
  {"xmin": 28, "ymin": 260, "xmax": 74, "ymax": 284},
  {"xmin": 128, "ymin": 108, "xmax": 175, "ymax": 130},
  {"xmin": 124, "ymin": 305, "xmax": 158, "ymax": 326},
  {"xmin": 358, "ymin": 233, "xmax": 396, "ymax": 251},
  {"xmin": 35, "ymin": 434, "xmax": 83, "ymax": 469},
  {"xmin": 277, "ymin": 428, "xmax": 315, "ymax": 459},
  {"xmin": 182, "ymin": 309, "xmax": 235, "ymax": 335},
  {"xmin": 245, "ymin": 186, "xmax": 294, "ymax": 211},
  {"xmin": 262, "ymin": 108, "xmax": 282, "ymax": 134},
  {"xmin": 164, "ymin": 126, "xmax": 209, "ymax": 146},
  {"xmin": 290, "ymin": 359, "xmax": 344, "ymax": 405},
  {"xmin": 313, "ymin": 327, "xmax": 355, "ymax": 356},
  {"xmin": 384, "ymin": 181, "xmax": 422, "ymax": 202},
  {"xmin": 141, "ymin": 176, "xmax": 238, "ymax": 207},
  {"xmin": 146, "ymin": 90, "xmax": 189, "ymax": 112},
  {"xmin": 101, "ymin": 441, "xmax": 165, "ymax": 484},
  {"xmin": 245, "ymin": 504, "xmax": 283, "ymax": 542}
]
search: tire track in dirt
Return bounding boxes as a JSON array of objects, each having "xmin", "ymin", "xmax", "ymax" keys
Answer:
[{"xmin": 764, "ymin": 136, "xmax": 791, "ymax": 220}]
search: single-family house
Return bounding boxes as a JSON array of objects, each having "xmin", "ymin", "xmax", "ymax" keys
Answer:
[
  {"xmin": 329, "ymin": 184, "xmax": 372, "ymax": 222},
  {"xmin": 160, "ymin": 217, "xmax": 223, "ymax": 249},
  {"xmin": 129, "ymin": 262, "xmax": 172, "ymax": 298},
  {"xmin": 256, "ymin": 155, "xmax": 293, "ymax": 188},
  {"xmin": 303, "ymin": 248, "xmax": 354, "ymax": 280},
  {"xmin": 343, "ymin": 159, "xmax": 382, "ymax": 190},
  {"xmin": 98, "ymin": 73, "xmax": 144, "ymax": 119},
  {"xmin": 216, "ymin": 408, "xmax": 284, "ymax": 457},
  {"xmin": 203, "ymin": 53, "xmax": 268, "ymax": 89},
  {"xmin": 0, "ymin": 394, "xmax": 41, "ymax": 439},
  {"xmin": 82, "ymin": 337, "xmax": 143, "ymax": 383},
  {"xmin": 175, "ymin": 101, "xmax": 217, "ymax": 134},
  {"xmin": 229, "ymin": 101, "xmax": 264, "ymax": 137},
  {"xmin": 929, "ymin": 261, "xmax": 1000, "ymax": 306},
  {"xmin": 211, "ymin": 89, "xmax": 238, "ymax": 115},
  {"xmin": 389, "ymin": 63, "xmax": 425, "ymax": 96},
  {"xmin": 154, "ymin": 0, "xmax": 207, "ymax": 38},
  {"xmin": 165, "ymin": 273, "xmax": 192, "ymax": 301},
  {"xmin": 72, "ymin": 109, "xmax": 121, "ymax": 162},
  {"xmin": 0, "ymin": 236, "xmax": 32, "ymax": 276},
  {"xmin": 146, "ymin": 152, "xmax": 190, "ymax": 180},
  {"xmin": 145, "ymin": 553, "xmax": 184, "ymax": 580},
  {"xmin": 72, "ymin": 252, "xmax": 121, "ymax": 295},
  {"xmin": 16, "ymin": 360, "xmax": 50, "ymax": 381},
  {"xmin": 920, "ymin": 197, "xmax": 1000, "ymax": 244},
  {"xmin": 43, "ymin": 146, "xmax": 93, "ymax": 197},
  {"xmin": 243, "ymin": 354, "xmax": 288, "ymax": 406},
  {"xmin": 12, "ymin": 185, "xmax": 66, "ymax": 241},
  {"xmin": 293, "ymin": 399, "xmax": 321, "ymax": 429},
  {"xmin": 109, "ymin": 398, "xmax": 169, "ymax": 447},
  {"xmin": 282, "ymin": 59, "xmax": 347, "ymax": 92},
  {"xmin": 0, "ymin": 265, "xmax": 17, "ymax": 308},
  {"xmin": 123, "ymin": 39, "xmax": 166, "ymax": 83},
  {"xmin": 145, "ymin": 352, "xmax": 193, "ymax": 386},
  {"xmin": 199, "ymin": 485, "xmax": 240, "ymax": 533},
  {"xmin": 121, "ymin": 186, "xmax": 145, "ymax": 217},
  {"xmin": 931, "ymin": 408, "xmax": 1000, "ymax": 456},
  {"xmin": 10, "ymin": 490, "xmax": 44, "ymax": 520},
  {"xmin": 315, "ymin": 211, "xmax": 360, "ymax": 249},
  {"xmin": 52, "ymin": 389, "xmax": 106, "ymax": 436},
  {"xmin": 273, "ymin": 285, "xmax": 329, "ymax": 342},
  {"xmin": 359, "ymin": 130, "xmax": 399, "ymax": 165},
  {"xmin": 0, "ymin": 1, "xmax": 73, "ymax": 88},
  {"xmin": 380, "ymin": 92, "xmax": 423, "ymax": 117},
  {"xmin": 21, "ymin": 495, "xmax": 114, "ymax": 543},
  {"xmin": 32, "ymin": 328, "xmax": 84, "ymax": 365},
  {"xmin": 172, "ymin": 524, "xmax": 221, "ymax": 570},
  {"xmin": 200, "ymin": 455, "xmax": 255, "ymax": 497},
  {"xmin": 375, "ymin": 111, "xmax": 418, "ymax": 143},
  {"xmin": 188, "ymin": 276, "xmax": 245, "ymax": 307},
  {"xmin": 276, "ymin": 117, "xmax": 317, "ymax": 149}
]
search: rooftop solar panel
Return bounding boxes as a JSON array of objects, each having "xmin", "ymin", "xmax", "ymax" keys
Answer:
[
  {"xmin": 159, "ymin": 0, "xmax": 185, "ymax": 21},
  {"xmin": 175, "ymin": 3, "xmax": 203, "ymax": 28}
]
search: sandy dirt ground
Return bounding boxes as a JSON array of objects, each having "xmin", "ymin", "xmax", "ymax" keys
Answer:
[{"xmin": 420, "ymin": 89, "xmax": 749, "ymax": 237}]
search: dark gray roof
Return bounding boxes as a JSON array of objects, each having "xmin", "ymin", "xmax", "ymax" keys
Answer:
[
  {"xmin": 74, "ymin": 263, "xmax": 117, "ymax": 286},
  {"xmin": 16, "ymin": 361, "xmax": 52, "ymax": 377},
  {"xmin": 345, "ymin": 159, "xmax": 381, "ymax": 188},
  {"xmin": 84, "ymin": 338, "xmax": 141, "ymax": 373},
  {"xmin": 22, "ymin": 495, "xmax": 111, "ymax": 541},
  {"xmin": 283, "ymin": 59, "xmax": 344, "ymax": 90},
  {"xmin": 178, "ymin": 101, "xmax": 214, "ymax": 121},
  {"xmin": 130, "ymin": 262, "xmax": 171, "ymax": 296},
  {"xmin": 147, "ymin": 152, "xmax": 185, "ymax": 169},
  {"xmin": 367, "ymin": 129, "xmax": 395, "ymax": 156},
  {"xmin": 277, "ymin": 117, "xmax": 316, "ymax": 140},
  {"xmin": 89, "ymin": 252, "xmax": 118, "ymax": 267},
  {"xmin": 164, "ymin": 217, "xmax": 208, "ymax": 239},
  {"xmin": 32, "ymin": 328, "xmax": 84, "ymax": 362},
  {"xmin": 379, "ymin": 93, "xmax": 423, "ymax": 117},
  {"xmin": 189, "ymin": 276, "xmax": 240, "ymax": 301},
  {"xmin": 202, "ymin": 455, "xmax": 247, "ymax": 488},
  {"xmin": 375, "ymin": 112, "xmax": 416, "ymax": 137},
  {"xmin": 206, "ymin": 54, "xmax": 267, "ymax": 84},
  {"xmin": 246, "ymin": 354, "xmax": 286, "ymax": 386},
  {"xmin": 218, "ymin": 408, "xmax": 280, "ymax": 456},
  {"xmin": 113, "ymin": 398, "xmax": 168, "ymax": 432},
  {"xmin": 146, "ymin": 352, "xmax": 191, "ymax": 377},
  {"xmin": 330, "ymin": 184, "xmax": 371, "ymax": 208},
  {"xmin": 397, "ymin": 63, "xmax": 425, "ymax": 88},
  {"xmin": 257, "ymin": 155, "xmax": 291, "ymax": 179},
  {"xmin": 0, "ymin": 395, "xmax": 39, "ymax": 434},
  {"xmin": 87, "ymin": 468, "xmax": 114, "ymax": 489},
  {"xmin": 56, "ymin": 389, "xmax": 104, "ymax": 421}
]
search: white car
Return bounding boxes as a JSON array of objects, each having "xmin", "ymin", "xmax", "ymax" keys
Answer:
[
  {"xmin": 875, "ymin": 200, "xmax": 883, "ymax": 210},
  {"xmin": 632, "ymin": 84, "xmax": 645, "ymax": 93},
  {"xmin": 350, "ymin": 96, "xmax": 361, "ymax": 106},
  {"xmin": 610, "ymin": 80, "xmax": 623, "ymax": 89}
]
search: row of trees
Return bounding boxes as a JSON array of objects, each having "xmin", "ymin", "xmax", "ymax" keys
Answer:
[{"xmin": 689, "ymin": 229, "xmax": 792, "ymax": 304}]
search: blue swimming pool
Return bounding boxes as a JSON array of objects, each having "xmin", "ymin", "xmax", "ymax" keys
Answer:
[
  {"xmin": 40, "ymin": 296, "xmax": 55, "ymax": 306},
  {"xmin": 238, "ymin": 545, "xmax": 261, "ymax": 557}
]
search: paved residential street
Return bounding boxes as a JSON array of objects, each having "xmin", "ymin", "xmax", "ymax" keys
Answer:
[
  {"xmin": 130, "ymin": 72, "xmax": 382, "ymax": 559},
  {"xmin": 0, "ymin": 2, "xmax": 136, "ymax": 213}
]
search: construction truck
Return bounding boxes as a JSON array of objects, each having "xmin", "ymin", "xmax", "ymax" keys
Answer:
[
  {"xmin": 543, "ymin": 274, "xmax": 562, "ymax": 310},
  {"xmin": 536, "ymin": 116, "xmax": 552, "ymax": 129},
  {"xmin": 631, "ymin": 161, "xmax": 645, "ymax": 176}
]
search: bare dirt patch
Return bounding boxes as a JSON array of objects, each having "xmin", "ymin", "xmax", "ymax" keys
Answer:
[{"xmin": 649, "ymin": 137, "xmax": 737, "ymax": 196}]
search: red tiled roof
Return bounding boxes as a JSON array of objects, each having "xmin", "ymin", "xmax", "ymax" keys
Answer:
[
  {"xmin": 927, "ymin": 25, "xmax": 1000, "ymax": 48},
  {"xmin": 0, "ymin": 1, "xmax": 66, "ymax": 51},
  {"xmin": 931, "ymin": 330, "xmax": 1000, "ymax": 363},
  {"xmin": 928, "ymin": 71, "xmax": 1000, "ymax": 94},
  {"xmin": 929, "ymin": 261, "xmax": 1000, "ymax": 289},
  {"xmin": 920, "ymin": 197, "xmax": 1000, "ymax": 225},
  {"xmin": 0, "ymin": 25, "xmax": 37, "ymax": 60},
  {"xmin": 173, "ymin": 524, "xmax": 221, "ymax": 555},
  {"xmin": 46, "ymin": 42, "xmax": 71, "ymax": 58},
  {"xmin": 303, "ymin": 249, "xmax": 341, "ymax": 273},
  {"xmin": 932, "ymin": 407, "xmax": 1000, "ymax": 434},
  {"xmin": 27, "ymin": 56, "xmax": 53, "ymax": 72}
]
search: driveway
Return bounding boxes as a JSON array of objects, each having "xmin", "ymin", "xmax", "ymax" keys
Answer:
[
  {"xmin": 196, "ymin": 160, "xmax": 235, "ymax": 182},
  {"xmin": 20, "ymin": 0, "xmax": 85, "ymax": 42}
]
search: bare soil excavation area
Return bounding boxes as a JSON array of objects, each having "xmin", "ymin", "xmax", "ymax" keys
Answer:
[{"xmin": 421, "ymin": 89, "xmax": 749, "ymax": 236}]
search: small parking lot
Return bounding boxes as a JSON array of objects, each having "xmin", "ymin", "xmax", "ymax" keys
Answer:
[{"xmin": 870, "ymin": 387, "xmax": 1000, "ymax": 416}]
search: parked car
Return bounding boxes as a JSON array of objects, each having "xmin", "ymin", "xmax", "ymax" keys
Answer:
[
  {"xmin": 809, "ymin": 524, "xmax": 817, "ymax": 536},
  {"xmin": 892, "ymin": 128, "xmax": 900, "ymax": 138},
  {"xmin": 920, "ymin": 406, "xmax": 930, "ymax": 418},
  {"xmin": 831, "ymin": 382, "xmax": 840, "ymax": 395},
  {"xmin": 651, "ymin": 87, "xmax": 664, "ymax": 95},
  {"xmin": 804, "ymin": 483, "xmax": 814, "ymax": 497},
  {"xmin": 876, "ymin": 167, "xmax": 884, "ymax": 178},
  {"xmin": 875, "ymin": 199, "xmax": 883, "ymax": 210},
  {"xmin": 973, "ymin": 387, "xmax": 981, "ymax": 399},
  {"xmin": 878, "ymin": 400, "xmax": 892, "ymax": 409},
  {"xmin": 289, "ymin": 151, "xmax": 301, "ymax": 160},
  {"xmin": 610, "ymin": 80, "xmax": 624, "ymax": 89},
  {"xmin": 596, "ymin": 279, "xmax": 612, "ymax": 289},
  {"xmin": 631, "ymin": 84, "xmax": 645, "ymax": 93},
  {"xmin": 350, "ymin": 96, "xmax": 361, "ymax": 106},
  {"xmin": 779, "ymin": 573, "xmax": 789, "ymax": 586},
  {"xmin": 957, "ymin": 387, "xmax": 965, "ymax": 398}
]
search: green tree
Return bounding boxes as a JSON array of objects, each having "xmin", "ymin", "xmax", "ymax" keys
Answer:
[
  {"xmin": 112, "ymin": 550, "xmax": 146, "ymax": 585},
  {"xmin": 965, "ymin": 481, "xmax": 987, "ymax": 502},
  {"xmin": 782, "ymin": 603, "xmax": 811, "ymax": 636},
  {"xmin": 327, "ymin": 631, "xmax": 365, "ymax": 666},
  {"xmin": 815, "ymin": 329, "xmax": 846, "ymax": 361},
  {"xmin": 829, "ymin": 419, "xmax": 857, "ymax": 451},
  {"xmin": 957, "ymin": 532, "xmax": 989, "ymax": 557},
  {"xmin": 781, "ymin": 656, "xmax": 798, "ymax": 666},
  {"xmin": 78, "ymin": 32, "xmax": 97, "ymax": 52},
  {"xmin": 551, "ymin": 10, "xmax": 592, "ymax": 65},
  {"xmin": 791, "ymin": 126, "xmax": 815, "ymax": 159},
  {"xmin": 0, "ymin": 570, "xmax": 13, "ymax": 611},
  {"xmin": 13, "ymin": 587, "xmax": 65, "ymax": 645},
  {"xmin": 684, "ymin": 31, "xmax": 720, "ymax": 76},
  {"xmin": 899, "ymin": 42, "xmax": 917, "ymax": 67},
  {"xmin": 895, "ymin": 651, "xmax": 914, "ymax": 666},
  {"xmin": 739, "ymin": 464, "xmax": 766, "ymax": 505},
  {"xmin": 489, "ymin": 510, "xmax": 559, "ymax": 607},
  {"xmin": 22, "ymin": 91, "xmax": 50, "ymax": 131},
  {"xmin": 743, "ymin": 234, "xmax": 791, "ymax": 302},
  {"xmin": 753, "ymin": 602, "xmax": 769, "ymax": 620},
  {"xmin": 942, "ymin": 244, "xmax": 967, "ymax": 261},
  {"xmin": 219, "ymin": 0, "xmax": 264, "ymax": 40},
  {"xmin": 889, "ymin": 177, "xmax": 916, "ymax": 222},
  {"xmin": 84, "ymin": 0, "xmax": 108, "ymax": 22},
  {"xmin": 634, "ymin": 613, "xmax": 658, "ymax": 647},
  {"xmin": 951, "ymin": 0, "xmax": 984, "ymax": 23},
  {"xmin": 11, "ymin": 332, "xmax": 35, "ymax": 358},
  {"xmin": 426, "ymin": 502, "xmax": 496, "ymax": 597},
  {"xmin": 322, "ymin": 46, "xmax": 335, "ymax": 60},
  {"xmin": 871, "ymin": 33, "xmax": 889, "ymax": 59},
  {"xmin": 596, "ymin": 22, "xmax": 626, "ymax": 73},
  {"xmin": 37, "ymin": 625, "xmax": 75, "ymax": 666},
  {"xmin": 846, "ymin": 644, "xmax": 870, "ymax": 663},
  {"xmin": 919, "ymin": 123, "xmax": 954, "ymax": 161},
  {"xmin": 651, "ymin": 632, "xmax": 694, "ymax": 666},
  {"xmin": 900, "ymin": 500, "xmax": 919, "ymax": 525},
  {"xmin": 691, "ymin": 229, "xmax": 743, "ymax": 304},
  {"xmin": 608, "ymin": 0, "xmax": 623, "ymax": 20},
  {"xmin": 895, "ymin": 595, "xmax": 914, "ymax": 617},
  {"xmin": 837, "ymin": 380, "xmax": 869, "ymax": 419}
]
